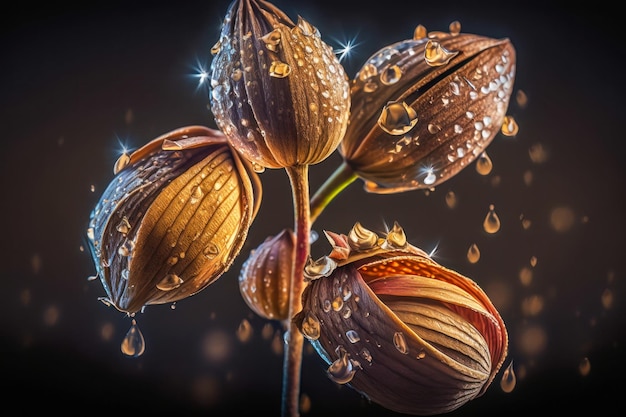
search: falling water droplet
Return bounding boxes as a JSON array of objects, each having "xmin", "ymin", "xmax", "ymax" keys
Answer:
[
  {"xmin": 237, "ymin": 318, "xmax": 253, "ymax": 343},
  {"xmin": 467, "ymin": 243, "xmax": 480, "ymax": 263},
  {"xmin": 500, "ymin": 361, "xmax": 516, "ymax": 393},
  {"xmin": 476, "ymin": 152, "xmax": 493, "ymax": 175},
  {"xmin": 501, "ymin": 115, "xmax": 519, "ymax": 136},
  {"xmin": 578, "ymin": 357, "xmax": 591, "ymax": 376},
  {"xmin": 121, "ymin": 319, "xmax": 145, "ymax": 357},
  {"xmin": 445, "ymin": 191, "xmax": 457, "ymax": 209},
  {"xmin": 483, "ymin": 204, "xmax": 501, "ymax": 234}
]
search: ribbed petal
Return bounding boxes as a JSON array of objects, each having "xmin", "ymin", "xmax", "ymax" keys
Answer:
[{"xmin": 87, "ymin": 126, "xmax": 262, "ymax": 313}]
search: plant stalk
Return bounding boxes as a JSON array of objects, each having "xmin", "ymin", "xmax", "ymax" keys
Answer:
[
  {"xmin": 309, "ymin": 160, "xmax": 358, "ymax": 225},
  {"xmin": 282, "ymin": 164, "xmax": 311, "ymax": 417}
]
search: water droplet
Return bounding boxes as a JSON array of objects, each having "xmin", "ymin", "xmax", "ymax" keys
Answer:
[
  {"xmin": 116, "ymin": 216, "xmax": 131, "ymax": 234},
  {"xmin": 346, "ymin": 330, "xmax": 360, "ymax": 343},
  {"xmin": 190, "ymin": 186, "xmax": 204, "ymax": 204},
  {"xmin": 269, "ymin": 61, "xmax": 291, "ymax": 78},
  {"xmin": 327, "ymin": 347, "xmax": 356, "ymax": 384},
  {"xmin": 601, "ymin": 288, "xmax": 614, "ymax": 310},
  {"xmin": 483, "ymin": 204, "xmax": 501, "ymax": 234},
  {"xmin": 360, "ymin": 347, "xmax": 372, "ymax": 363},
  {"xmin": 203, "ymin": 243, "xmax": 219, "ymax": 259},
  {"xmin": 114, "ymin": 153, "xmax": 130, "ymax": 175},
  {"xmin": 445, "ymin": 191, "xmax": 457, "ymax": 209},
  {"xmin": 501, "ymin": 115, "xmax": 519, "ymax": 136},
  {"xmin": 423, "ymin": 169, "xmax": 436, "ymax": 185},
  {"xmin": 550, "ymin": 206, "xmax": 575, "ymax": 232},
  {"xmin": 413, "ymin": 24, "xmax": 427, "ymax": 40},
  {"xmin": 476, "ymin": 151, "xmax": 493, "ymax": 175},
  {"xmin": 467, "ymin": 243, "xmax": 480, "ymax": 263},
  {"xmin": 157, "ymin": 274, "xmax": 183, "ymax": 291},
  {"xmin": 449, "ymin": 20, "xmax": 461, "ymax": 35},
  {"xmin": 519, "ymin": 266, "xmax": 533, "ymax": 286},
  {"xmin": 393, "ymin": 331, "xmax": 409, "ymax": 354},
  {"xmin": 424, "ymin": 40, "xmax": 458, "ymax": 66},
  {"xmin": 261, "ymin": 29, "xmax": 281, "ymax": 52},
  {"xmin": 301, "ymin": 311, "xmax": 321, "ymax": 340},
  {"xmin": 117, "ymin": 239, "xmax": 135, "ymax": 257},
  {"xmin": 237, "ymin": 318, "xmax": 253, "ymax": 343},
  {"xmin": 516, "ymin": 90, "xmax": 528, "ymax": 108},
  {"xmin": 332, "ymin": 296, "xmax": 343, "ymax": 311},
  {"xmin": 380, "ymin": 64, "xmax": 402, "ymax": 85},
  {"xmin": 121, "ymin": 319, "xmax": 145, "ymax": 357},
  {"xmin": 529, "ymin": 143, "xmax": 549, "ymax": 163},
  {"xmin": 500, "ymin": 361, "xmax": 516, "ymax": 393},
  {"xmin": 377, "ymin": 101, "xmax": 418, "ymax": 136},
  {"xmin": 578, "ymin": 357, "xmax": 591, "ymax": 376},
  {"xmin": 210, "ymin": 39, "xmax": 221, "ymax": 55}
]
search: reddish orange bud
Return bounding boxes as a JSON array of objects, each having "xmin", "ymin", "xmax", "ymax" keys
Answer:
[{"xmin": 295, "ymin": 221, "xmax": 508, "ymax": 415}]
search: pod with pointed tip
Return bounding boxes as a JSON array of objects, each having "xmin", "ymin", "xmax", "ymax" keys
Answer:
[
  {"xmin": 87, "ymin": 126, "xmax": 262, "ymax": 314},
  {"xmin": 209, "ymin": 0, "xmax": 350, "ymax": 169},
  {"xmin": 341, "ymin": 28, "xmax": 516, "ymax": 193},
  {"xmin": 294, "ymin": 222, "xmax": 508, "ymax": 415}
]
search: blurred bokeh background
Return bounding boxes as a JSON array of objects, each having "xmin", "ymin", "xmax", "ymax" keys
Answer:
[{"xmin": 2, "ymin": 1, "xmax": 624, "ymax": 415}]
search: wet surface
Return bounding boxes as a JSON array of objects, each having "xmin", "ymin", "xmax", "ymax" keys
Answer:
[{"xmin": 1, "ymin": 1, "xmax": 624, "ymax": 415}]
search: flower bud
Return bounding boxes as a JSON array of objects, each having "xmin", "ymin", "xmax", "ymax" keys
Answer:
[
  {"xmin": 87, "ymin": 126, "xmax": 262, "ymax": 314},
  {"xmin": 341, "ymin": 25, "xmax": 516, "ymax": 193},
  {"xmin": 209, "ymin": 0, "xmax": 350, "ymax": 169},
  {"xmin": 294, "ymin": 222, "xmax": 508, "ymax": 415},
  {"xmin": 239, "ymin": 228, "xmax": 296, "ymax": 321}
]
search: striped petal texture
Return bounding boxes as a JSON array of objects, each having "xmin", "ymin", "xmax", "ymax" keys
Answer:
[
  {"xmin": 87, "ymin": 126, "xmax": 262, "ymax": 314},
  {"xmin": 295, "ymin": 222, "xmax": 507, "ymax": 415}
]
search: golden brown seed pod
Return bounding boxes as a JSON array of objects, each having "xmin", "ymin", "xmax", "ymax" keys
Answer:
[
  {"xmin": 341, "ymin": 26, "xmax": 516, "ymax": 193},
  {"xmin": 239, "ymin": 228, "xmax": 295, "ymax": 321},
  {"xmin": 294, "ymin": 222, "xmax": 508, "ymax": 415},
  {"xmin": 209, "ymin": 0, "xmax": 350, "ymax": 169},
  {"xmin": 87, "ymin": 126, "xmax": 262, "ymax": 314}
]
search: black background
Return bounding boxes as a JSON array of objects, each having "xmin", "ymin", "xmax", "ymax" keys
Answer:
[{"xmin": 2, "ymin": 1, "xmax": 624, "ymax": 415}]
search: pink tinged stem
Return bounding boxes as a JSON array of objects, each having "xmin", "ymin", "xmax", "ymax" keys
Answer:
[{"xmin": 282, "ymin": 164, "xmax": 310, "ymax": 417}]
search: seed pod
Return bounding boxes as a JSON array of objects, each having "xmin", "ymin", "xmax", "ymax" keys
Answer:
[
  {"xmin": 209, "ymin": 0, "xmax": 350, "ymax": 169},
  {"xmin": 341, "ymin": 25, "xmax": 516, "ymax": 193},
  {"xmin": 87, "ymin": 126, "xmax": 262, "ymax": 314},
  {"xmin": 239, "ymin": 229, "xmax": 296, "ymax": 321},
  {"xmin": 294, "ymin": 222, "xmax": 508, "ymax": 415}
]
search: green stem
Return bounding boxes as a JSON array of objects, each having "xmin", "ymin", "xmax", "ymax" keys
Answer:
[
  {"xmin": 309, "ymin": 160, "xmax": 358, "ymax": 225},
  {"xmin": 282, "ymin": 164, "xmax": 310, "ymax": 417}
]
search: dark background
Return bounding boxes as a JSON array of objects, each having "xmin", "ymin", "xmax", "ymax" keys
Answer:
[{"xmin": 2, "ymin": 1, "xmax": 624, "ymax": 415}]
